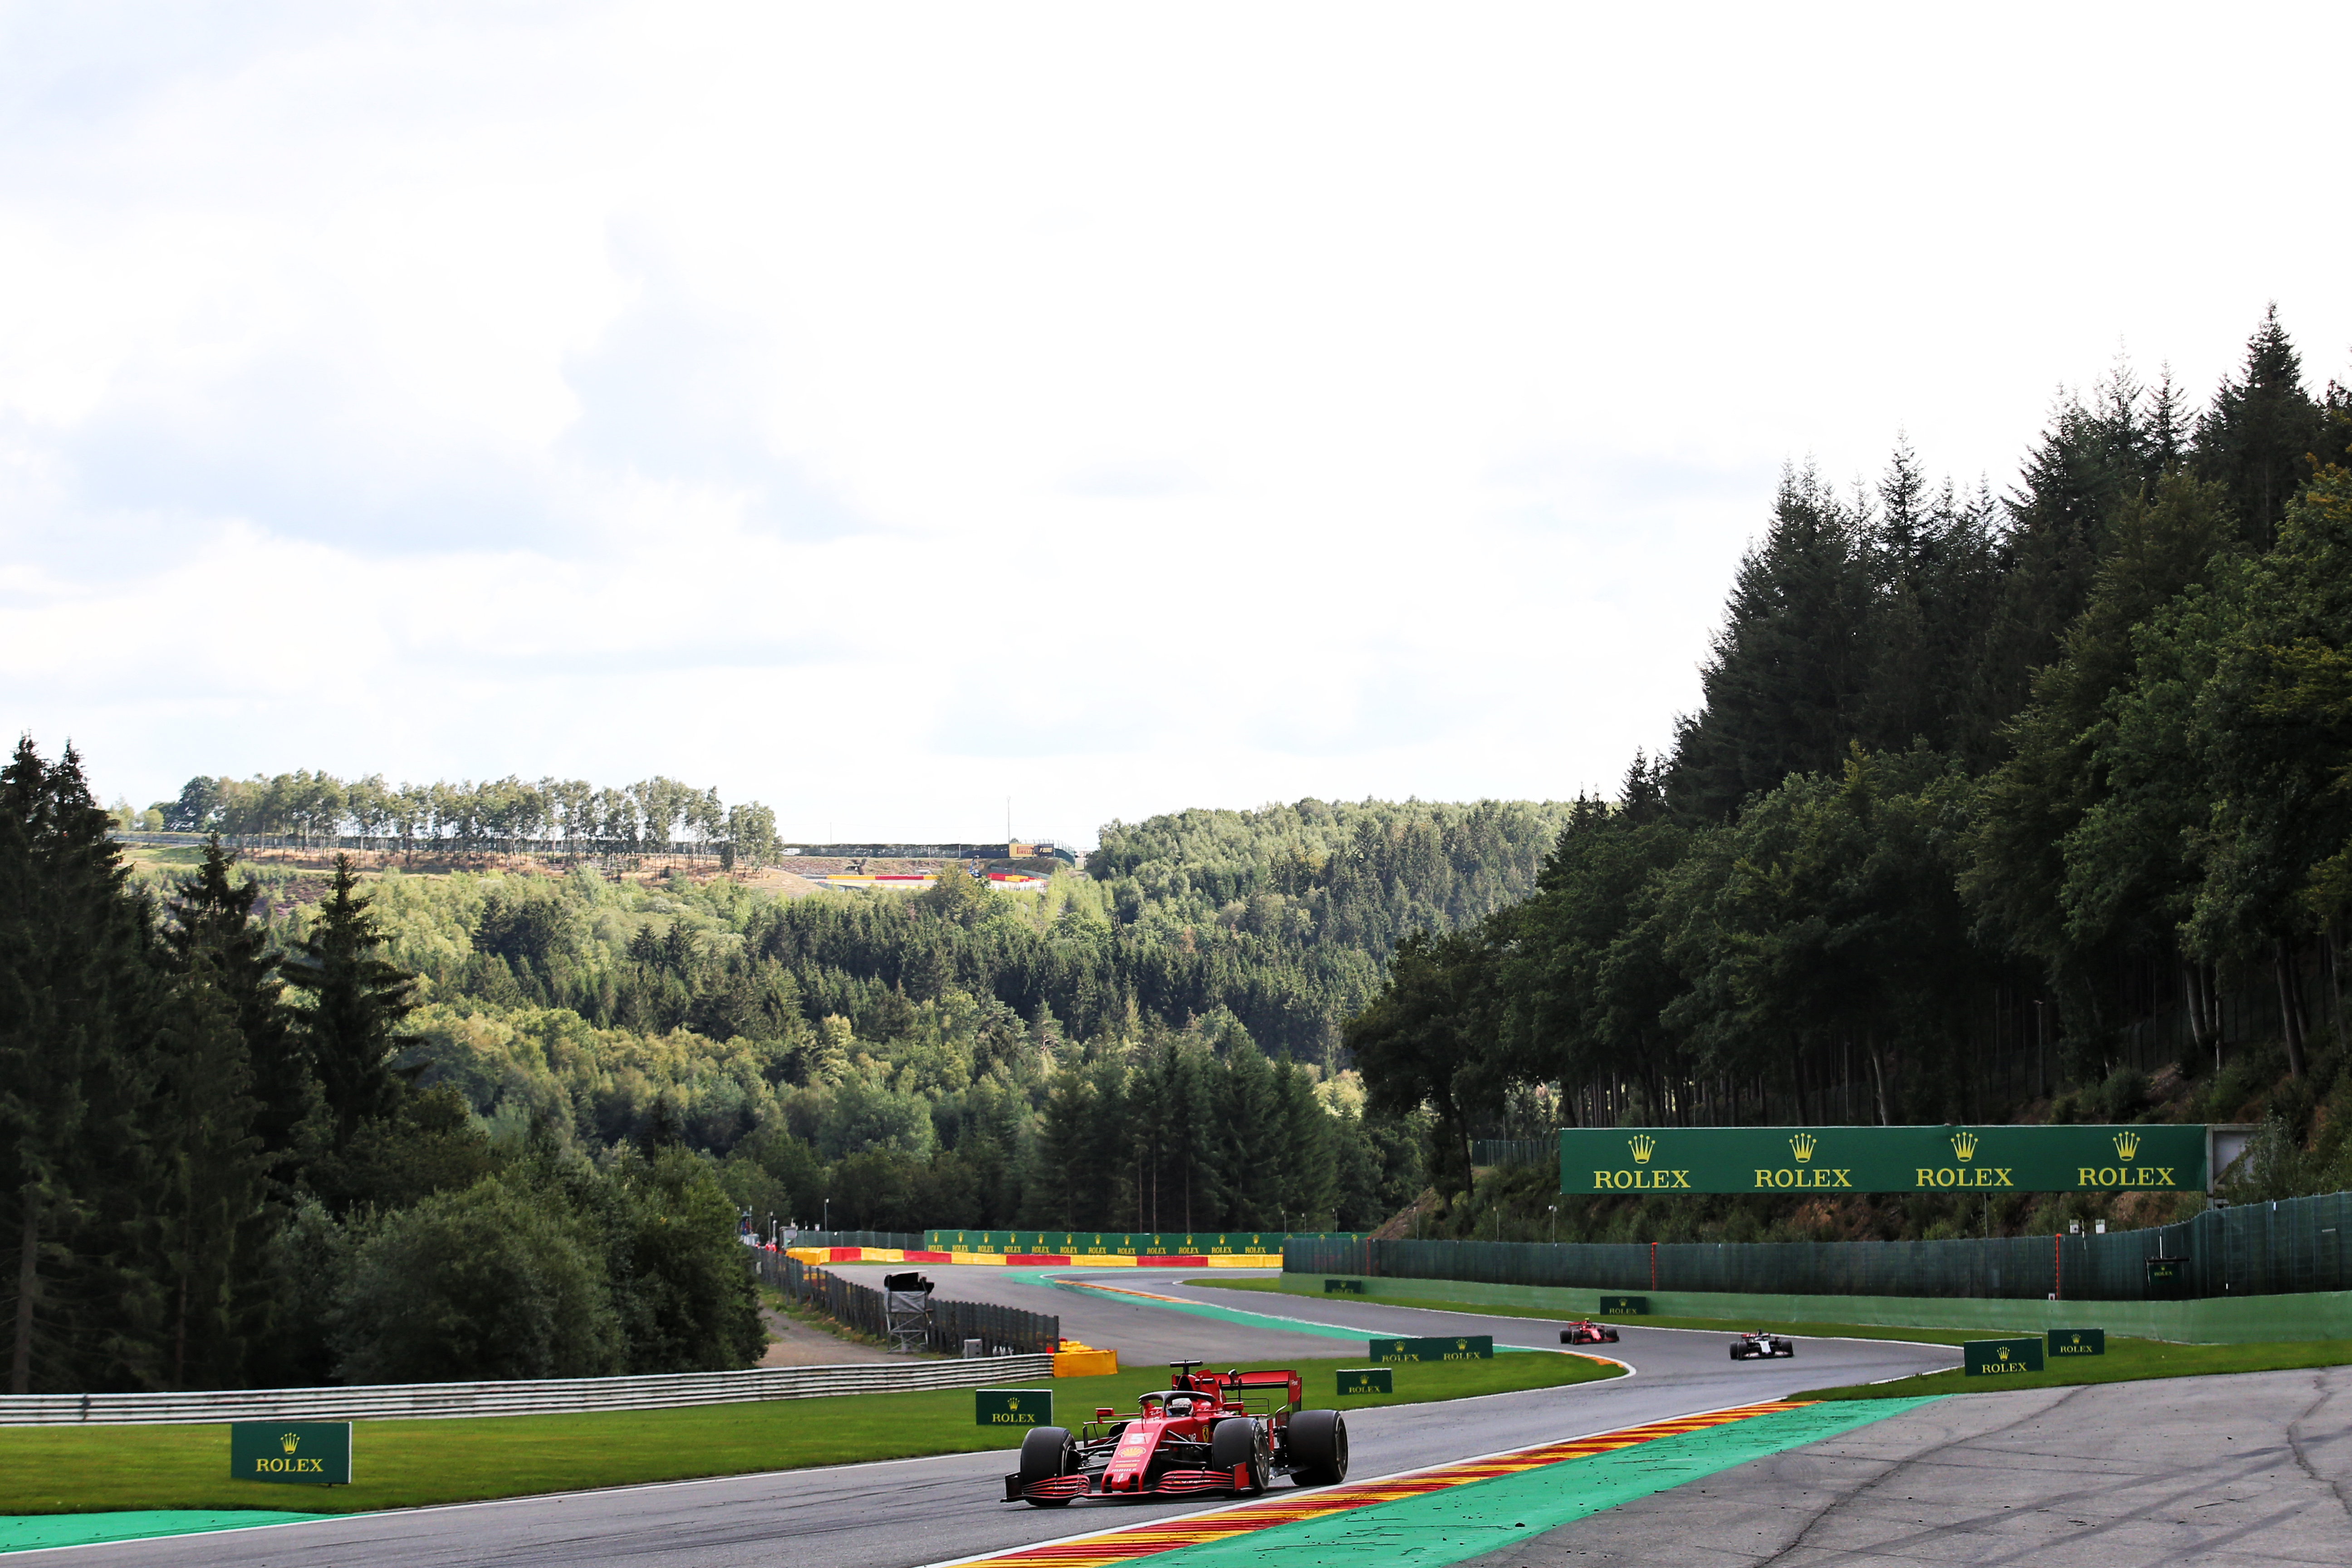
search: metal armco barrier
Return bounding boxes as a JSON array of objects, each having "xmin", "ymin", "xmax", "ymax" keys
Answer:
[
  {"xmin": 757, "ymin": 1251, "xmax": 1059, "ymax": 1354},
  {"xmin": 0, "ymin": 1354, "xmax": 1055, "ymax": 1427},
  {"xmin": 1286, "ymin": 1189, "xmax": 2352, "ymax": 1303}
]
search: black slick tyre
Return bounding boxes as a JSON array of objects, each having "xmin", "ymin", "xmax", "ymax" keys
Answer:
[
  {"xmin": 1210, "ymin": 1417, "xmax": 1267, "ymax": 1495},
  {"xmin": 1018, "ymin": 1426, "xmax": 1075, "ymax": 1507},
  {"xmin": 1286, "ymin": 1409, "xmax": 1349, "ymax": 1485},
  {"xmin": 1728, "ymin": 1344, "xmax": 1743, "ymax": 1360}
]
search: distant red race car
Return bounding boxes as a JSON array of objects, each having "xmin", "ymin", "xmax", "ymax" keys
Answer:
[
  {"xmin": 1558, "ymin": 1320, "xmax": 1621, "ymax": 1345},
  {"xmin": 1004, "ymin": 1361, "xmax": 1348, "ymax": 1506}
]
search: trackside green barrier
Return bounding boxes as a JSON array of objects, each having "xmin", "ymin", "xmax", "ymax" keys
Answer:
[
  {"xmin": 1269, "ymin": 1274, "xmax": 2352, "ymax": 1344},
  {"xmin": 1287, "ymin": 1190, "xmax": 2352, "ymax": 1300}
]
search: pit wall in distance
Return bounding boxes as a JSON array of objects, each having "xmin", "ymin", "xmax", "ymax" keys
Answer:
[{"xmin": 1276, "ymin": 1274, "xmax": 2352, "ymax": 1344}]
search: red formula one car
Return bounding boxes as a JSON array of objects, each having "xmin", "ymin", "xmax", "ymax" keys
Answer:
[
  {"xmin": 1005, "ymin": 1361, "xmax": 1349, "ymax": 1506},
  {"xmin": 1558, "ymin": 1320, "xmax": 1621, "ymax": 1345},
  {"xmin": 1730, "ymin": 1331, "xmax": 1796, "ymax": 1360}
]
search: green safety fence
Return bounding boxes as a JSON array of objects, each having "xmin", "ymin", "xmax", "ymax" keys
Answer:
[
  {"xmin": 782, "ymin": 1230, "xmax": 926, "ymax": 1250},
  {"xmin": 1285, "ymin": 1190, "xmax": 2352, "ymax": 1302},
  {"xmin": 921, "ymin": 1230, "xmax": 1357, "ymax": 1255}
]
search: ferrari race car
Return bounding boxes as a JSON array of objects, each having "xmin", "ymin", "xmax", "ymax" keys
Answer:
[
  {"xmin": 1729, "ymin": 1331, "xmax": 1796, "ymax": 1360},
  {"xmin": 1005, "ymin": 1361, "xmax": 1348, "ymax": 1506},
  {"xmin": 1558, "ymin": 1320, "xmax": 1621, "ymax": 1345}
]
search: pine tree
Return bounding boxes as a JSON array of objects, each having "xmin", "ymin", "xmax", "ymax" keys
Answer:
[
  {"xmin": 1975, "ymin": 384, "xmax": 2151, "ymax": 727},
  {"xmin": 2194, "ymin": 305, "xmax": 2326, "ymax": 551},
  {"xmin": 0, "ymin": 739, "xmax": 168, "ymax": 1393},
  {"xmin": 1666, "ymin": 466, "xmax": 1872, "ymax": 822},
  {"xmin": 284, "ymin": 855, "xmax": 418, "ymax": 1140},
  {"xmin": 145, "ymin": 972, "xmax": 273, "ymax": 1388},
  {"xmin": 163, "ymin": 838, "xmax": 317, "ymax": 1161}
]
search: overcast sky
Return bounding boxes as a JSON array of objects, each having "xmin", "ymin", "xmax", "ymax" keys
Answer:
[{"xmin": 4, "ymin": 3, "xmax": 2347, "ymax": 847}]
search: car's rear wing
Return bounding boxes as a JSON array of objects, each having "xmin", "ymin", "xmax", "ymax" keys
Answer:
[{"xmin": 1222, "ymin": 1368, "xmax": 1302, "ymax": 1412}]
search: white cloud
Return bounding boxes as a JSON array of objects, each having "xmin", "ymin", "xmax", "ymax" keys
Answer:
[{"xmin": 4, "ymin": 2, "xmax": 2348, "ymax": 842}]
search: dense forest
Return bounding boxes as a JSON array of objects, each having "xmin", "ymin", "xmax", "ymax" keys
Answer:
[
  {"xmin": 281, "ymin": 798, "xmax": 1571, "ymax": 1233},
  {"xmin": 1351, "ymin": 309, "xmax": 2352, "ymax": 1242},
  {"xmin": 9, "ymin": 778, "xmax": 1544, "ymax": 1391},
  {"xmin": 1, "ymin": 750, "xmax": 763, "ymax": 1396}
]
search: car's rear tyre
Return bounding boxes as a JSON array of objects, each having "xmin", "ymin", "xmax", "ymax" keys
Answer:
[
  {"xmin": 1728, "ymin": 1344, "xmax": 1743, "ymax": 1360},
  {"xmin": 1210, "ymin": 1417, "xmax": 1268, "ymax": 1495},
  {"xmin": 1018, "ymin": 1426, "xmax": 1076, "ymax": 1508},
  {"xmin": 1286, "ymin": 1409, "xmax": 1349, "ymax": 1485}
]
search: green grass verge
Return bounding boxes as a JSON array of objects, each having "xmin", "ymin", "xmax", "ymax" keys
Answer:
[
  {"xmin": 1180, "ymin": 1278, "xmax": 1979, "ymax": 1346},
  {"xmin": 0, "ymin": 1354, "xmax": 1612, "ymax": 1516},
  {"xmin": 1793, "ymin": 1336, "xmax": 2352, "ymax": 1400}
]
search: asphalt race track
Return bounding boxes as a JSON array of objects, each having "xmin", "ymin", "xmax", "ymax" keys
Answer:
[{"xmin": 25, "ymin": 1271, "xmax": 1954, "ymax": 1568}]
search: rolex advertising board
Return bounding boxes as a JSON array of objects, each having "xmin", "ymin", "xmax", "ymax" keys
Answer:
[
  {"xmin": 1962, "ymin": 1337, "xmax": 2045, "ymax": 1377},
  {"xmin": 229, "ymin": 1422, "xmax": 352, "ymax": 1485},
  {"xmin": 1558, "ymin": 1125, "xmax": 2207, "ymax": 1196},
  {"xmin": 1371, "ymin": 1336, "xmax": 1494, "ymax": 1362},
  {"xmin": 976, "ymin": 1390, "xmax": 1052, "ymax": 1427}
]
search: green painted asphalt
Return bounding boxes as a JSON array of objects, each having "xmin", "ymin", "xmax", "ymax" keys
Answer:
[
  {"xmin": 1152, "ymin": 1396, "xmax": 1940, "ymax": 1568},
  {"xmin": 1, "ymin": 1510, "xmax": 329, "ymax": 1555},
  {"xmin": 1010, "ymin": 1271, "xmax": 1539, "ymax": 1352}
]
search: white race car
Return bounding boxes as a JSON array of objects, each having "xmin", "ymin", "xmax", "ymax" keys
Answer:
[{"xmin": 1729, "ymin": 1331, "xmax": 1795, "ymax": 1360}]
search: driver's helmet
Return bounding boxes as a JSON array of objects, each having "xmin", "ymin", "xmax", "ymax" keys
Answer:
[{"xmin": 1166, "ymin": 1394, "xmax": 1194, "ymax": 1415}]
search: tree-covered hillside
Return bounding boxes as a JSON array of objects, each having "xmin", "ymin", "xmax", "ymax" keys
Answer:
[{"xmin": 1352, "ymin": 309, "xmax": 2352, "ymax": 1239}]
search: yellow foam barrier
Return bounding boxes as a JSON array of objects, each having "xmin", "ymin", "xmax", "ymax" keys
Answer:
[{"xmin": 1053, "ymin": 1340, "xmax": 1119, "ymax": 1377}]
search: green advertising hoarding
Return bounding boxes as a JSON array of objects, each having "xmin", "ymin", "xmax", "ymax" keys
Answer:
[
  {"xmin": 976, "ymin": 1389, "xmax": 1053, "ymax": 1427},
  {"xmin": 1558, "ymin": 1125, "xmax": 2207, "ymax": 1196},
  {"xmin": 228, "ymin": 1422, "xmax": 351, "ymax": 1485},
  {"xmin": 1371, "ymin": 1336, "xmax": 1493, "ymax": 1362},
  {"xmin": 1962, "ymin": 1337, "xmax": 2045, "ymax": 1376},
  {"xmin": 1336, "ymin": 1367, "xmax": 1394, "ymax": 1396},
  {"xmin": 2048, "ymin": 1328, "xmax": 2106, "ymax": 1357}
]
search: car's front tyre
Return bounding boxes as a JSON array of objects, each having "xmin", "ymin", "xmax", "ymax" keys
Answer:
[
  {"xmin": 1018, "ymin": 1426, "xmax": 1077, "ymax": 1507},
  {"xmin": 1210, "ymin": 1417, "xmax": 1268, "ymax": 1495}
]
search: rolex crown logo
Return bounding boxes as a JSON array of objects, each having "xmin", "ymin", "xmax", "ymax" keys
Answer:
[
  {"xmin": 1628, "ymin": 1135, "xmax": 1656, "ymax": 1164},
  {"xmin": 1006, "ymin": 1398, "xmax": 1018, "ymax": 1411},
  {"xmin": 1951, "ymin": 1131, "xmax": 1978, "ymax": 1161},
  {"xmin": 1998, "ymin": 1347, "xmax": 2009, "ymax": 1361},
  {"xmin": 1788, "ymin": 1132, "xmax": 1817, "ymax": 1162},
  {"xmin": 280, "ymin": 1432, "xmax": 300, "ymax": 1454},
  {"xmin": 2113, "ymin": 1132, "xmax": 2140, "ymax": 1160}
]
